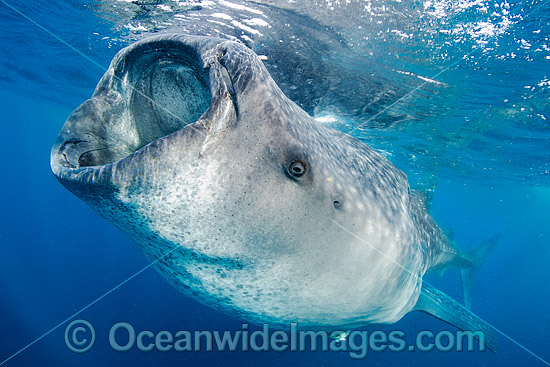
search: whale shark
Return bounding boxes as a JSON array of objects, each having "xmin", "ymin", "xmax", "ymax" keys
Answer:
[{"xmin": 51, "ymin": 35, "xmax": 497, "ymax": 350}]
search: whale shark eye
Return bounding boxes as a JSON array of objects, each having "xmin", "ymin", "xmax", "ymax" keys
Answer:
[{"xmin": 288, "ymin": 159, "xmax": 307, "ymax": 178}]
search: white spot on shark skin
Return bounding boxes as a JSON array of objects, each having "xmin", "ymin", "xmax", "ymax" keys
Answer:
[
  {"xmin": 211, "ymin": 12, "xmax": 233, "ymax": 20},
  {"xmin": 126, "ymin": 24, "xmax": 148, "ymax": 32},
  {"xmin": 156, "ymin": 4, "xmax": 173, "ymax": 12},
  {"xmin": 243, "ymin": 18, "xmax": 270, "ymax": 27},
  {"xmin": 231, "ymin": 20, "xmax": 263, "ymax": 36},
  {"xmin": 206, "ymin": 19, "xmax": 235, "ymax": 29},
  {"xmin": 240, "ymin": 34, "xmax": 256, "ymax": 44},
  {"xmin": 219, "ymin": 0, "xmax": 265, "ymax": 15}
]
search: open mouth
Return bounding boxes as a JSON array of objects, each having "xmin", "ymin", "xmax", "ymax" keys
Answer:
[
  {"xmin": 54, "ymin": 40, "xmax": 213, "ymax": 170},
  {"xmin": 127, "ymin": 57, "xmax": 211, "ymax": 160}
]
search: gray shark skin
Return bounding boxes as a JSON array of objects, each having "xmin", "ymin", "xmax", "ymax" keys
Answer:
[{"xmin": 51, "ymin": 35, "xmax": 496, "ymax": 350}]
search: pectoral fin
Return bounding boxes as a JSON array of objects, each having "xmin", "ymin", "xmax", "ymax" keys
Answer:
[{"xmin": 414, "ymin": 284, "xmax": 498, "ymax": 352}]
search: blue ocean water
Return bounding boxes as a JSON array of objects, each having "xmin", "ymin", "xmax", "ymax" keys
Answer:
[{"xmin": 0, "ymin": 1, "xmax": 549, "ymax": 366}]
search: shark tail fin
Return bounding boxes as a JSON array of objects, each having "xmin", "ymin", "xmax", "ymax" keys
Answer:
[
  {"xmin": 460, "ymin": 230, "xmax": 507, "ymax": 310},
  {"xmin": 414, "ymin": 284, "xmax": 498, "ymax": 352}
]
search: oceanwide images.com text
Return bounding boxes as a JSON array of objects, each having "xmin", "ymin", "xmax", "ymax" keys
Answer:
[{"xmin": 65, "ymin": 320, "xmax": 487, "ymax": 359}]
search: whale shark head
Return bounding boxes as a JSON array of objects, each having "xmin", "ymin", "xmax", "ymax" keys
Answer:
[{"xmin": 51, "ymin": 35, "xmax": 423, "ymax": 327}]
